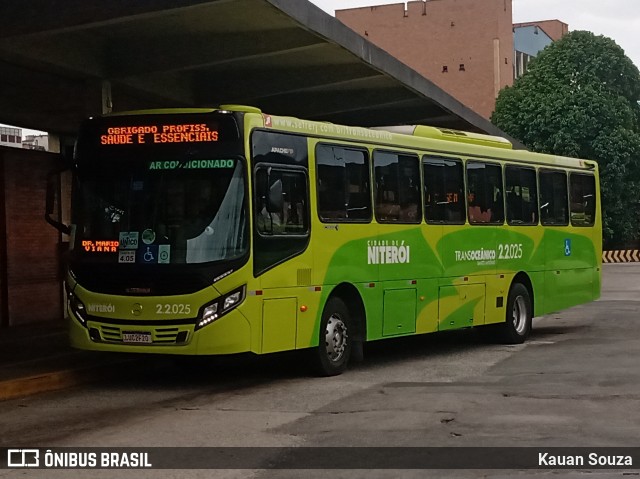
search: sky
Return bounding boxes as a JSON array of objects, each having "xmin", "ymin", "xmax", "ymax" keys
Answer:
[{"xmin": 310, "ymin": 0, "xmax": 640, "ymax": 69}]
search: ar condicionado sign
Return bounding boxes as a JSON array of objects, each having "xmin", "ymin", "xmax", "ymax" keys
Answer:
[{"xmin": 101, "ymin": 123, "xmax": 219, "ymax": 145}]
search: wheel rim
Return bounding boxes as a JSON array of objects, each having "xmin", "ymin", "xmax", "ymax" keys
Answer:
[
  {"xmin": 325, "ymin": 313, "xmax": 348, "ymax": 362},
  {"xmin": 512, "ymin": 295, "xmax": 528, "ymax": 335}
]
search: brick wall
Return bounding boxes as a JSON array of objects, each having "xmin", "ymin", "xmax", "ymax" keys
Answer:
[
  {"xmin": 0, "ymin": 146, "xmax": 64, "ymax": 327},
  {"xmin": 337, "ymin": 0, "xmax": 514, "ymax": 119},
  {"xmin": 513, "ymin": 20, "xmax": 568, "ymax": 42}
]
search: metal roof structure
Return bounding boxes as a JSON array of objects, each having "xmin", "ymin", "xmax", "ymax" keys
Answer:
[{"xmin": 0, "ymin": 0, "xmax": 513, "ymax": 140}]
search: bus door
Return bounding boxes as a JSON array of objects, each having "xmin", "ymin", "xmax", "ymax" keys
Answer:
[{"xmin": 251, "ymin": 130, "xmax": 312, "ymax": 353}]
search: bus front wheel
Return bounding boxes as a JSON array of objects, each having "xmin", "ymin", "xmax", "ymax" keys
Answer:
[
  {"xmin": 312, "ymin": 297, "xmax": 352, "ymax": 376},
  {"xmin": 501, "ymin": 283, "xmax": 532, "ymax": 344}
]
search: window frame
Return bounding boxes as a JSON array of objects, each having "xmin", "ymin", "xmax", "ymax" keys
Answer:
[
  {"xmin": 569, "ymin": 172, "xmax": 597, "ymax": 227},
  {"xmin": 465, "ymin": 160, "xmax": 505, "ymax": 226},
  {"xmin": 315, "ymin": 143, "xmax": 372, "ymax": 224},
  {"xmin": 505, "ymin": 165, "xmax": 539, "ymax": 226},
  {"xmin": 253, "ymin": 163, "xmax": 310, "ymax": 238},
  {"xmin": 422, "ymin": 155, "xmax": 466, "ymax": 225},
  {"xmin": 372, "ymin": 149, "xmax": 422, "ymax": 225},
  {"xmin": 538, "ymin": 168, "xmax": 570, "ymax": 227}
]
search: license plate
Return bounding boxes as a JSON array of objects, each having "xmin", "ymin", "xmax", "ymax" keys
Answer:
[{"xmin": 122, "ymin": 332, "xmax": 152, "ymax": 344}]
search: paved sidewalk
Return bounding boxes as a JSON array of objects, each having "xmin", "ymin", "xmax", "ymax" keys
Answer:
[{"xmin": 0, "ymin": 321, "xmax": 139, "ymax": 401}]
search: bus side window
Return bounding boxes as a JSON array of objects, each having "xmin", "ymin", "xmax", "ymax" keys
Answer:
[
  {"xmin": 316, "ymin": 144, "xmax": 371, "ymax": 222},
  {"xmin": 466, "ymin": 161, "xmax": 504, "ymax": 224},
  {"xmin": 539, "ymin": 170, "xmax": 569, "ymax": 226},
  {"xmin": 506, "ymin": 166, "xmax": 538, "ymax": 225},
  {"xmin": 570, "ymin": 173, "xmax": 596, "ymax": 226},
  {"xmin": 423, "ymin": 156, "xmax": 465, "ymax": 224},
  {"xmin": 373, "ymin": 150, "xmax": 421, "ymax": 224},
  {"xmin": 255, "ymin": 166, "xmax": 308, "ymax": 236}
]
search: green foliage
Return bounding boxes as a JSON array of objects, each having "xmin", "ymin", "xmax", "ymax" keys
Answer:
[{"xmin": 492, "ymin": 31, "xmax": 640, "ymax": 244}]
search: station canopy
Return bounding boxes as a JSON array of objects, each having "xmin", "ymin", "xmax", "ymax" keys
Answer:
[{"xmin": 0, "ymin": 0, "xmax": 510, "ymax": 139}]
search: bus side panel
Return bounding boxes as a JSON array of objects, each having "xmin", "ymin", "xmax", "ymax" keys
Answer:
[
  {"xmin": 529, "ymin": 270, "xmax": 545, "ymax": 318},
  {"xmin": 542, "ymin": 227, "xmax": 598, "ymax": 313},
  {"xmin": 381, "ymin": 282, "xmax": 417, "ymax": 336},
  {"xmin": 439, "ymin": 226, "xmax": 497, "ymax": 279},
  {"xmin": 415, "ymin": 278, "xmax": 439, "ymax": 334},
  {"xmin": 194, "ymin": 310, "xmax": 252, "ymax": 355},
  {"xmin": 484, "ymin": 273, "xmax": 513, "ymax": 325},
  {"xmin": 438, "ymin": 282, "xmax": 485, "ymax": 330}
]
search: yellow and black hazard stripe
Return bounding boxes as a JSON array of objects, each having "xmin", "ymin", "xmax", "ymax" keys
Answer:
[{"xmin": 602, "ymin": 250, "xmax": 640, "ymax": 263}]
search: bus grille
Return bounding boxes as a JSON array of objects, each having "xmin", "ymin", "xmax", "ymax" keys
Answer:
[{"xmin": 97, "ymin": 325, "xmax": 190, "ymax": 345}]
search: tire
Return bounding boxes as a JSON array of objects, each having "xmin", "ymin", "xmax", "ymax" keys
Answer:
[
  {"xmin": 500, "ymin": 282, "xmax": 532, "ymax": 344},
  {"xmin": 312, "ymin": 296, "xmax": 352, "ymax": 376}
]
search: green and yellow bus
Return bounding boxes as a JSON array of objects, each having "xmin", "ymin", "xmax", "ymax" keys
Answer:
[{"xmin": 50, "ymin": 105, "xmax": 601, "ymax": 375}]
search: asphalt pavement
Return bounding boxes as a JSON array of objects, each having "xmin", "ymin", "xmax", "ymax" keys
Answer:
[{"xmin": 0, "ymin": 263, "xmax": 636, "ymax": 406}]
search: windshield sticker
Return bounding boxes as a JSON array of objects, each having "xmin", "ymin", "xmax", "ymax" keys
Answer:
[
  {"xmin": 138, "ymin": 245, "xmax": 158, "ymax": 264},
  {"xmin": 367, "ymin": 240, "xmax": 411, "ymax": 265},
  {"xmin": 82, "ymin": 240, "xmax": 119, "ymax": 253},
  {"xmin": 142, "ymin": 229, "xmax": 156, "ymax": 245},
  {"xmin": 119, "ymin": 232, "xmax": 139, "ymax": 250},
  {"xmin": 158, "ymin": 245, "xmax": 171, "ymax": 264},
  {"xmin": 101, "ymin": 124, "xmax": 219, "ymax": 145},
  {"xmin": 118, "ymin": 250, "xmax": 136, "ymax": 264},
  {"xmin": 148, "ymin": 159, "xmax": 234, "ymax": 170}
]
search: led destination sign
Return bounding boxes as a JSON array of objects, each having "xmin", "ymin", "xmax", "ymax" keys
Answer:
[
  {"xmin": 82, "ymin": 240, "xmax": 119, "ymax": 253},
  {"xmin": 101, "ymin": 123, "xmax": 219, "ymax": 146}
]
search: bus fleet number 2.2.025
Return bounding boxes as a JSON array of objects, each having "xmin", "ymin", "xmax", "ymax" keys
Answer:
[
  {"xmin": 156, "ymin": 304, "xmax": 192, "ymax": 315},
  {"xmin": 498, "ymin": 243, "xmax": 523, "ymax": 260}
]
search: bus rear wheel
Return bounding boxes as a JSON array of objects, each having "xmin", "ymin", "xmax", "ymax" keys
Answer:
[
  {"xmin": 312, "ymin": 297, "xmax": 352, "ymax": 376},
  {"xmin": 501, "ymin": 283, "xmax": 532, "ymax": 344}
]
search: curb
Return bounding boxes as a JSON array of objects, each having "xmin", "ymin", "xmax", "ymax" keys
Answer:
[{"xmin": 0, "ymin": 357, "xmax": 140, "ymax": 401}]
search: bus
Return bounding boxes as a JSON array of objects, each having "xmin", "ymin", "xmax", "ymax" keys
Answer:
[{"xmin": 47, "ymin": 105, "xmax": 602, "ymax": 376}]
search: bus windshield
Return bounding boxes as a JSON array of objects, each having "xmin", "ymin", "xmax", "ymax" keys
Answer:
[{"xmin": 73, "ymin": 158, "xmax": 248, "ymax": 265}]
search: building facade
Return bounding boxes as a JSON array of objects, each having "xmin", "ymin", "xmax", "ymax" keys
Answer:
[
  {"xmin": 0, "ymin": 126, "xmax": 22, "ymax": 148},
  {"xmin": 513, "ymin": 21, "xmax": 568, "ymax": 79},
  {"xmin": 336, "ymin": 1, "xmax": 567, "ymax": 118},
  {"xmin": 22, "ymin": 134, "xmax": 50, "ymax": 151}
]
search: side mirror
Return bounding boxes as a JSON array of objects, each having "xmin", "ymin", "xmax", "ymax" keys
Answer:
[{"xmin": 45, "ymin": 167, "xmax": 71, "ymax": 235}]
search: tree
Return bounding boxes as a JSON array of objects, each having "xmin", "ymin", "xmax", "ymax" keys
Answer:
[{"xmin": 492, "ymin": 31, "xmax": 640, "ymax": 245}]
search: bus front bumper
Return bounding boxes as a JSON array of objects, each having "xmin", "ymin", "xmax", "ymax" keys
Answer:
[{"xmin": 68, "ymin": 309, "xmax": 252, "ymax": 355}]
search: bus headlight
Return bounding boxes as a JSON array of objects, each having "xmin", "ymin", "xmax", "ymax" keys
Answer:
[
  {"xmin": 196, "ymin": 285, "xmax": 246, "ymax": 330},
  {"xmin": 223, "ymin": 291, "xmax": 242, "ymax": 310}
]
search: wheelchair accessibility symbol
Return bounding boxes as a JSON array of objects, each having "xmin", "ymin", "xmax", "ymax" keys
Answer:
[
  {"xmin": 138, "ymin": 245, "xmax": 159, "ymax": 264},
  {"xmin": 564, "ymin": 239, "xmax": 572, "ymax": 256}
]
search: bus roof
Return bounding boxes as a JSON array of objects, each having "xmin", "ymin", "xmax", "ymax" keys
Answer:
[
  {"xmin": 94, "ymin": 106, "xmax": 597, "ymax": 172},
  {"xmin": 255, "ymin": 110, "xmax": 597, "ymax": 172}
]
